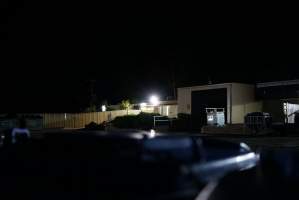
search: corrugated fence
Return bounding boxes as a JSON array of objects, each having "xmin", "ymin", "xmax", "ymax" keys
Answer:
[{"xmin": 42, "ymin": 110, "xmax": 141, "ymax": 129}]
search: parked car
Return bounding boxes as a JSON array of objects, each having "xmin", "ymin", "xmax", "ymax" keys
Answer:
[
  {"xmin": 207, "ymin": 148, "xmax": 299, "ymax": 200},
  {"xmin": 0, "ymin": 131, "xmax": 259, "ymax": 200}
]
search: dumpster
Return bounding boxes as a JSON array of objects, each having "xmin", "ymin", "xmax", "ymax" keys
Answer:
[{"xmin": 206, "ymin": 108, "xmax": 225, "ymax": 126}]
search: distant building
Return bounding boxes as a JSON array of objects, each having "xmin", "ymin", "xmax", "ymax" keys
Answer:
[
  {"xmin": 106, "ymin": 101, "xmax": 178, "ymax": 118},
  {"xmin": 140, "ymin": 100, "xmax": 178, "ymax": 118},
  {"xmin": 256, "ymin": 79, "xmax": 299, "ymax": 123},
  {"xmin": 178, "ymin": 83, "xmax": 260, "ymax": 129},
  {"xmin": 178, "ymin": 80, "xmax": 299, "ymax": 128}
]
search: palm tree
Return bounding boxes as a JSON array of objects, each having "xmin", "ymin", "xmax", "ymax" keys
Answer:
[{"xmin": 121, "ymin": 99, "xmax": 131, "ymax": 115}]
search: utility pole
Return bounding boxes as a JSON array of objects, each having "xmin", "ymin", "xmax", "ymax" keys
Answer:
[
  {"xmin": 208, "ymin": 75, "xmax": 212, "ymax": 85},
  {"xmin": 171, "ymin": 69, "xmax": 177, "ymax": 100},
  {"xmin": 89, "ymin": 80, "xmax": 97, "ymax": 109},
  {"xmin": 167, "ymin": 50, "xmax": 177, "ymax": 100}
]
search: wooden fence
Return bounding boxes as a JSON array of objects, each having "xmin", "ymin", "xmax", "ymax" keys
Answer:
[{"xmin": 42, "ymin": 110, "xmax": 141, "ymax": 129}]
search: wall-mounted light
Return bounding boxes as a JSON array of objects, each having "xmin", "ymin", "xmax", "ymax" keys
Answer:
[{"xmin": 101, "ymin": 105, "xmax": 106, "ymax": 112}]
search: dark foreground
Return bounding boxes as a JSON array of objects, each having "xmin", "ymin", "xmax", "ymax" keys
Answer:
[
  {"xmin": 209, "ymin": 148, "xmax": 299, "ymax": 200},
  {"xmin": 195, "ymin": 134, "xmax": 299, "ymax": 200},
  {"xmin": 0, "ymin": 130, "xmax": 299, "ymax": 200}
]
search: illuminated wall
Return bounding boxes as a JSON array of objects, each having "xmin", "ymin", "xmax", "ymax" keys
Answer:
[
  {"xmin": 231, "ymin": 84, "xmax": 261, "ymax": 124},
  {"xmin": 141, "ymin": 105, "xmax": 178, "ymax": 118},
  {"xmin": 178, "ymin": 83, "xmax": 259, "ymax": 124}
]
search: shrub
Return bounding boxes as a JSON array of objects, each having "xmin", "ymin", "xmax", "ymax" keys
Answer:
[
  {"xmin": 4, "ymin": 114, "xmax": 18, "ymax": 119},
  {"xmin": 22, "ymin": 115, "xmax": 43, "ymax": 119},
  {"xmin": 177, "ymin": 113, "xmax": 191, "ymax": 121},
  {"xmin": 112, "ymin": 112, "xmax": 161, "ymax": 130},
  {"xmin": 85, "ymin": 121, "xmax": 106, "ymax": 130},
  {"xmin": 112, "ymin": 115, "xmax": 138, "ymax": 129},
  {"xmin": 170, "ymin": 113, "xmax": 192, "ymax": 131},
  {"xmin": 137, "ymin": 112, "xmax": 159, "ymax": 130}
]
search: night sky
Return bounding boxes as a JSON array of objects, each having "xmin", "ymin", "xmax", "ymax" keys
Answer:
[{"xmin": 1, "ymin": 1, "xmax": 299, "ymax": 112}]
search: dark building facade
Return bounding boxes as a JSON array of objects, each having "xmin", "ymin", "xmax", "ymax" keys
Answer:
[
  {"xmin": 178, "ymin": 80, "xmax": 299, "ymax": 128},
  {"xmin": 256, "ymin": 80, "xmax": 299, "ymax": 123}
]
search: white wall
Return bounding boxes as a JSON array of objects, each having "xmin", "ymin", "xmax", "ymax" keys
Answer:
[
  {"xmin": 231, "ymin": 83, "xmax": 260, "ymax": 123},
  {"xmin": 178, "ymin": 83, "xmax": 259, "ymax": 124},
  {"xmin": 178, "ymin": 88, "xmax": 192, "ymax": 114},
  {"xmin": 159, "ymin": 105, "xmax": 178, "ymax": 118},
  {"xmin": 141, "ymin": 105, "xmax": 178, "ymax": 118},
  {"xmin": 140, "ymin": 106, "xmax": 155, "ymax": 113},
  {"xmin": 285, "ymin": 103, "xmax": 299, "ymax": 123},
  {"xmin": 177, "ymin": 84, "xmax": 232, "ymax": 122}
]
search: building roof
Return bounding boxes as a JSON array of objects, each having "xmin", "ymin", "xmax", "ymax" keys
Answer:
[
  {"xmin": 257, "ymin": 79, "xmax": 299, "ymax": 88},
  {"xmin": 177, "ymin": 82, "xmax": 253, "ymax": 90}
]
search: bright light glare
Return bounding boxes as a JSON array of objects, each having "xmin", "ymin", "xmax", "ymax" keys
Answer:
[
  {"xmin": 101, "ymin": 105, "xmax": 106, "ymax": 112},
  {"xmin": 149, "ymin": 129, "xmax": 156, "ymax": 138},
  {"xmin": 140, "ymin": 102, "xmax": 147, "ymax": 107},
  {"xmin": 149, "ymin": 95, "xmax": 159, "ymax": 106}
]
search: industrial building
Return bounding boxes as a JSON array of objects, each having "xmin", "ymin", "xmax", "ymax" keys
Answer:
[
  {"xmin": 177, "ymin": 80, "xmax": 299, "ymax": 129},
  {"xmin": 178, "ymin": 83, "xmax": 261, "ymax": 128},
  {"xmin": 256, "ymin": 79, "xmax": 299, "ymax": 124}
]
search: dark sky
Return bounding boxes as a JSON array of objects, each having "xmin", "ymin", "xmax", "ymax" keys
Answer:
[{"xmin": 1, "ymin": 1, "xmax": 299, "ymax": 112}]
